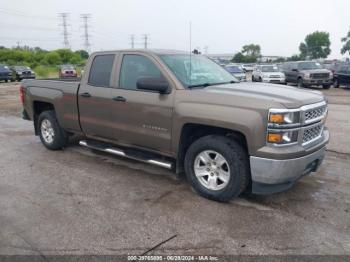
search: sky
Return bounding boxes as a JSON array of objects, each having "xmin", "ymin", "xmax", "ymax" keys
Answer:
[{"xmin": 0, "ymin": 0, "xmax": 349, "ymax": 59}]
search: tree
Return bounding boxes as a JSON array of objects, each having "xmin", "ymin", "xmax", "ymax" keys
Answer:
[
  {"xmin": 231, "ymin": 44, "xmax": 261, "ymax": 63},
  {"xmin": 75, "ymin": 50, "xmax": 89, "ymax": 59},
  {"xmin": 299, "ymin": 31, "xmax": 331, "ymax": 59},
  {"xmin": 44, "ymin": 52, "xmax": 62, "ymax": 65},
  {"xmin": 341, "ymin": 28, "xmax": 350, "ymax": 56}
]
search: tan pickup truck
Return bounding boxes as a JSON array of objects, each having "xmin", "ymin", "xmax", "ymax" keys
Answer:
[{"xmin": 20, "ymin": 49, "xmax": 329, "ymax": 201}]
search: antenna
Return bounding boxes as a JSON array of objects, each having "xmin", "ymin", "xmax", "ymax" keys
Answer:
[{"xmin": 189, "ymin": 21, "xmax": 192, "ymax": 85}]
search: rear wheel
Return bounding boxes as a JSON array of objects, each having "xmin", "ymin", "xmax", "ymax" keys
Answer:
[
  {"xmin": 38, "ymin": 110, "xmax": 68, "ymax": 150},
  {"xmin": 184, "ymin": 135, "xmax": 249, "ymax": 202}
]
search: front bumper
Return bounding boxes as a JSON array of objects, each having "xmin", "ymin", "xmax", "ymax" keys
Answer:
[
  {"xmin": 250, "ymin": 143, "xmax": 327, "ymax": 194},
  {"xmin": 262, "ymin": 78, "xmax": 286, "ymax": 84},
  {"xmin": 303, "ymin": 78, "xmax": 332, "ymax": 85}
]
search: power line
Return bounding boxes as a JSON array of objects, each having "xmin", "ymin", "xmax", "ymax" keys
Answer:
[
  {"xmin": 81, "ymin": 14, "xmax": 91, "ymax": 52},
  {"xmin": 58, "ymin": 13, "xmax": 70, "ymax": 49}
]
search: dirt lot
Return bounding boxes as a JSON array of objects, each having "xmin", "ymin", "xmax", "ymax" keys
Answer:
[{"xmin": 0, "ymin": 82, "xmax": 350, "ymax": 256}]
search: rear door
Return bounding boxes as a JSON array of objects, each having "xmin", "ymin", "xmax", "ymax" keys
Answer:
[
  {"xmin": 109, "ymin": 53, "xmax": 174, "ymax": 155},
  {"xmin": 78, "ymin": 53, "xmax": 116, "ymax": 140}
]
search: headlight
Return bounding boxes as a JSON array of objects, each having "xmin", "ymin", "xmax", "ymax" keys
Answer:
[
  {"xmin": 268, "ymin": 110, "xmax": 301, "ymax": 127},
  {"xmin": 262, "ymin": 74, "xmax": 269, "ymax": 78},
  {"xmin": 267, "ymin": 130, "xmax": 299, "ymax": 145}
]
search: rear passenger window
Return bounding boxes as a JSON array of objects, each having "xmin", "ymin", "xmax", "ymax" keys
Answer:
[
  {"xmin": 88, "ymin": 54, "xmax": 115, "ymax": 87},
  {"xmin": 119, "ymin": 55, "xmax": 163, "ymax": 90}
]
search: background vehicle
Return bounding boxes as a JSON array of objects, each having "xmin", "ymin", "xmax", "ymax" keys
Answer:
[
  {"xmin": 20, "ymin": 49, "xmax": 329, "ymax": 202},
  {"xmin": 241, "ymin": 64, "xmax": 255, "ymax": 72},
  {"xmin": 252, "ymin": 64, "xmax": 285, "ymax": 84},
  {"xmin": 224, "ymin": 64, "xmax": 246, "ymax": 81},
  {"xmin": 0, "ymin": 64, "xmax": 12, "ymax": 82},
  {"xmin": 59, "ymin": 64, "xmax": 77, "ymax": 78},
  {"xmin": 333, "ymin": 64, "xmax": 350, "ymax": 88},
  {"xmin": 282, "ymin": 61, "xmax": 333, "ymax": 89},
  {"xmin": 10, "ymin": 65, "xmax": 36, "ymax": 81}
]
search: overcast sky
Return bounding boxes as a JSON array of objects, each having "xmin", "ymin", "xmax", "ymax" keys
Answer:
[{"xmin": 0, "ymin": 0, "xmax": 349, "ymax": 58}]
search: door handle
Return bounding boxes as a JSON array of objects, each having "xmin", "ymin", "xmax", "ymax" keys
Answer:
[
  {"xmin": 81, "ymin": 92, "xmax": 91, "ymax": 98},
  {"xmin": 112, "ymin": 96, "xmax": 127, "ymax": 102}
]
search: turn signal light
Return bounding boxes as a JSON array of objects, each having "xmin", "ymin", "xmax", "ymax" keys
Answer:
[
  {"xmin": 269, "ymin": 114, "xmax": 284, "ymax": 123},
  {"xmin": 267, "ymin": 133, "xmax": 282, "ymax": 143}
]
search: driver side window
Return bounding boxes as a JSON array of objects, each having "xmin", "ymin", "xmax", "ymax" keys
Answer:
[{"xmin": 119, "ymin": 55, "xmax": 163, "ymax": 90}]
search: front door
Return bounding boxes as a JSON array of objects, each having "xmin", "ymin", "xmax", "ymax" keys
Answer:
[{"xmin": 110, "ymin": 54, "xmax": 174, "ymax": 155}]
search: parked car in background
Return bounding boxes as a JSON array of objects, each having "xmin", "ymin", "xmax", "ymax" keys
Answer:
[
  {"xmin": 0, "ymin": 64, "xmax": 12, "ymax": 82},
  {"xmin": 224, "ymin": 64, "xmax": 246, "ymax": 82},
  {"xmin": 282, "ymin": 61, "xmax": 333, "ymax": 89},
  {"xmin": 252, "ymin": 64, "xmax": 285, "ymax": 84},
  {"xmin": 10, "ymin": 66, "xmax": 36, "ymax": 81},
  {"xmin": 241, "ymin": 64, "xmax": 255, "ymax": 72},
  {"xmin": 59, "ymin": 64, "xmax": 77, "ymax": 78},
  {"xmin": 333, "ymin": 64, "xmax": 350, "ymax": 88}
]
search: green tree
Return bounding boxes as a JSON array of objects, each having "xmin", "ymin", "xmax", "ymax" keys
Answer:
[
  {"xmin": 341, "ymin": 28, "xmax": 350, "ymax": 56},
  {"xmin": 75, "ymin": 50, "xmax": 89, "ymax": 59},
  {"xmin": 242, "ymin": 44, "xmax": 261, "ymax": 57},
  {"xmin": 231, "ymin": 52, "xmax": 245, "ymax": 63},
  {"xmin": 299, "ymin": 31, "xmax": 331, "ymax": 59},
  {"xmin": 44, "ymin": 52, "xmax": 62, "ymax": 65}
]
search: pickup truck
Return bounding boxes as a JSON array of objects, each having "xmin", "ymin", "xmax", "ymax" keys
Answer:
[{"xmin": 20, "ymin": 49, "xmax": 329, "ymax": 202}]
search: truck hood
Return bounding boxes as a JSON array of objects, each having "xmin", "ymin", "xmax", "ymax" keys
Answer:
[
  {"xmin": 300, "ymin": 69, "xmax": 330, "ymax": 74},
  {"xmin": 202, "ymin": 82, "xmax": 325, "ymax": 109}
]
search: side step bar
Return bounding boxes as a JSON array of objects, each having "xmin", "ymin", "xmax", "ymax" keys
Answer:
[{"xmin": 79, "ymin": 140, "xmax": 173, "ymax": 170}]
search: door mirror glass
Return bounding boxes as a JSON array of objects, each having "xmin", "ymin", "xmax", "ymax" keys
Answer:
[{"xmin": 137, "ymin": 77, "xmax": 170, "ymax": 94}]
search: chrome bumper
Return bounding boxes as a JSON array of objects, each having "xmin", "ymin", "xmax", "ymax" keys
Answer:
[{"xmin": 250, "ymin": 146, "xmax": 326, "ymax": 185}]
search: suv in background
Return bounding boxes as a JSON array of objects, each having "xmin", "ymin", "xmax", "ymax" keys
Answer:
[
  {"xmin": 10, "ymin": 66, "xmax": 36, "ymax": 81},
  {"xmin": 0, "ymin": 64, "xmax": 12, "ymax": 82},
  {"xmin": 224, "ymin": 64, "xmax": 246, "ymax": 82},
  {"xmin": 252, "ymin": 64, "xmax": 286, "ymax": 84},
  {"xmin": 282, "ymin": 61, "xmax": 333, "ymax": 89},
  {"xmin": 333, "ymin": 64, "xmax": 350, "ymax": 88},
  {"xmin": 241, "ymin": 64, "xmax": 255, "ymax": 72}
]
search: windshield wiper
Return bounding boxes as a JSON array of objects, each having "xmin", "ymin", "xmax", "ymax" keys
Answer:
[{"xmin": 188, "ymin": 80, "xmax": 236, "ymax": 89}]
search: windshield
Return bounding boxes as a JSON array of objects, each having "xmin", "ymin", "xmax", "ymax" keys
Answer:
[
  {"xmin": 0, "ymin": 65, "xmax": 9, "ymax": 70},
  {"xmin": 15, "ymin": 66, "xmax": 30, "ymax": 70},
  {"xmin": 160, "ymin": 54, "xmax": 237, "ymax": 88},
  {"xmin": 62, "ymin": 65, "xmax": 75, "ymax": 70},
  {"xmin": 298, "ymin": 62, "xmax": 322, "ymax": 70},
  {"xmin": 225, "ymin": 65, "xmax": 243, "ymax": 73},
  {"xmin": 261, "ymin": 65, "xmax": 279, "ymax": 72}
]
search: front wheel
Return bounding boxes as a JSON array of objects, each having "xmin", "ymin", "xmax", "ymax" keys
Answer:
[
  {"xmin": 322, "ymin": 84, "xmax": 331, "ymax": 89},
  {"xmin": 297, "ymin": 78, "xmax": 304, "ymax": 88},
  {"xmin": 184, "ymin": 135, "xmax": 249, "ymax": 202},
  {"xmin": 333, "ymin": 79, "xmax": 339, "ymax": 88},
  {"xmin": 38, "ymin": 110, "xmax": 68, "ymax": 150}
]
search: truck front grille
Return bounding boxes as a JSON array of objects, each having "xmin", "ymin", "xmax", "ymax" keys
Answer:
[
  {"xmin": 303, "ymin": 124, "xmax": 323, "ymax": 145},
  {"xmin": 310, "ymin": 73, "xmax": 329, "ymax": 79},
  {"xmin": 304, "ymin": 105, "xmax": 327, "ymax": 123}
]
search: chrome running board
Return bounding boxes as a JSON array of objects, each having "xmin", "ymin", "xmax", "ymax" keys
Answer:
[{"xmin": 79, "ymin": 140, "xmax": 173, "ymax": 170}]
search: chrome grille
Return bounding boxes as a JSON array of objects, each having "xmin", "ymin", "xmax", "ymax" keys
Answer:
[
  {"xmin": 304, "ymin": 105, "xmax": 327, "ymax": 123},
  {"xmin": 310, "ymin": 73, "xmax": 329, "ymax": 79},
  {"xmin": 303, "ymin": 125, "xmax": 323, "ymax": 144}
]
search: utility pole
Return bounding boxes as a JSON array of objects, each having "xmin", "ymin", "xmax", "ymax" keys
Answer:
[
  {"xmin": 142, "ymin": 34, "xmax": 149, "ymax": 49},
  {"xmin": 130, "ymin": 34, "xmax": 135, "ymax": 48},
  {"xmin": 81, "ymin": 14, "xmax": 91, "ymax": 53},
  {"xmin": 58, "ymin": 13, "xmax": 70, "ymax": 49}
]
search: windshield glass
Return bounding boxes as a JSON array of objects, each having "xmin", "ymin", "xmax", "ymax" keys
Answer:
[
  {"xmin": 62, "ymin": 65, "xmax": 75, "ymax": 70},
  {"xmin": 225, "ymin": 65, "xmax": 243, "ymax": 73},
  {"xmin": 160, "ymin": 54, "xmax": 237, "ymax": 88},
  {"xmin": 298, "ymin": 62, "xmax": 322, "ymax": 70},
  {"xmin": 0, "ymin": 65, "xmax": 9, "ymax": 70},
  {"xmin": 261, "ymin": 65, "xmax": 279, "ymax": 72},
  {"xmin": 15, "ymin": 66, "xmax": 30, "ymax": 70}
]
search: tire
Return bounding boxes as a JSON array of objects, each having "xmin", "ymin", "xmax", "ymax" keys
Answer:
[
  {"xmin": 297, "ymin": 78, "xmax": 304, "ymax": 88},
  {"xmin": 38, "ymin": 110, "xmax": 68, "ymax": 150},
  {"xmin": 322, "ymin": 84, "xmax": 331, "ymax": 89},
  {"xmin": 251, "ymin": 75, "xmax": 255, "ymax": 82},
  {"xmin": 259, "ymin": 77, "xmax": 262, "ymax": 82},
  {"xmin": 184, "ymin": 135, "xmax": 249, "ymax": 202},
  {"xmin": 333, "ymin": 78, "xmax": 339, "ymax": 88}
]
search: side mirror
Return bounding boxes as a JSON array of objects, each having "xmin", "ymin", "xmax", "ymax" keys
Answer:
[
  {"xmin": 292, "ymin": 68, "xmax": 298, "ymax": 72},
  {"xmin": 137, "ymin": 77, "xmax": 170, "ymax": 94}
]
